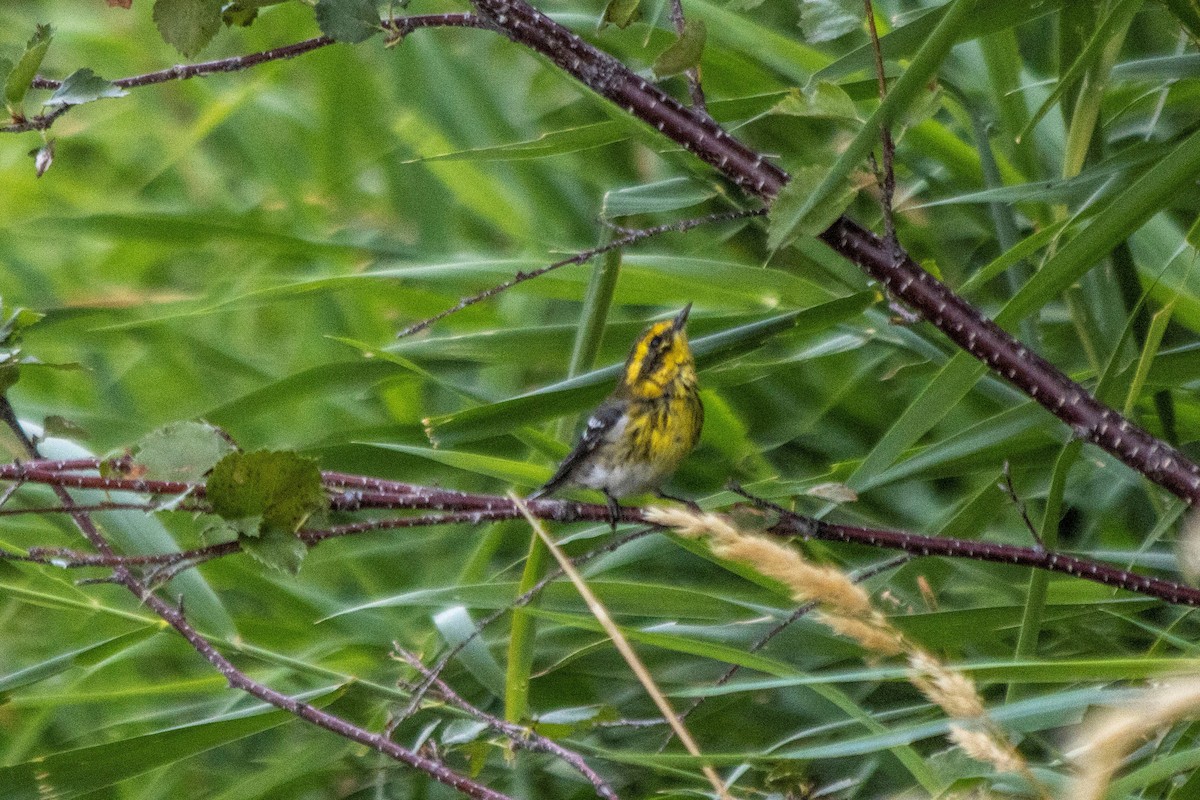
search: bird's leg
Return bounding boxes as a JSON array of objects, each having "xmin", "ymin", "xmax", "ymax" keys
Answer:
[
  {"xmin": 655, "ymin": 490, "xmax": 701, "ymax": 512},
  {"xmin": 604, "ymin": 491, "xmax": 621, "ymax": 532}
]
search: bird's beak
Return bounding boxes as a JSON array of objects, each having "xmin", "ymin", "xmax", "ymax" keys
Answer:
[{"xmin": 672, "ymin": 303, "xmax": 692, "ymax": 331}]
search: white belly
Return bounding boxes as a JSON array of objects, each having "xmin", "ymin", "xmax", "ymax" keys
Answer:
[{"xmin": 574, "ymin": 459, "xmax": 662, "ymax": 498}]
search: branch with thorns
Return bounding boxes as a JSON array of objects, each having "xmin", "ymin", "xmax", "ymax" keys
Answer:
[{"xmin": 5, "ymin": 453, "xmax": 1200, "ymax": 608}]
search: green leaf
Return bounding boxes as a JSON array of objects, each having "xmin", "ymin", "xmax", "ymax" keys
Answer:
[
  {"xmin": 0, "ymin": 691, "xmax": 334, "ymax": 798},
  {"xmin": 366, "ymin": 442, "xmax": 549, "ymax": 486},
  {"xmin": 0, "ymin": 59, "xmax": 13, "ymax": 106},
  {"xmin": 313, "ymin": 0, "xmax": 381, "ymax": 44},
  {"xmin": 433, "ymin": 606, "xmax": 507, "ymax": 697},
  {"xmin": 601, "ymin": 177, "xmax": 717, "ymax": 218},
  {"xmin": 601, "ymin": 0, "xmax": 642, "ymax": 29},
  {"xmin": 409, "ymin": 120, "xmax": 636, "ymax": 163},
  {"xmin": 771, "ymin": 83, "xmax": 861, "ymax": 123},
  {"xmin": 0, "ymin": 627, "xmax": 159, "ymax": 695},
  {"xmin": 45, "ymin": 68, "xmax": 127, "ymax": 106},
  {"xmin": 767, "ymin": 165, "xmax": 856, "ymax": 250},
  {"xmin": 42, "ymin": 414, "xmax": 88, "ymax": 440},
  {"xmin": 1000, "ymin": 125, "xmax": 1200, "ymax": 326},
  {"xmin": 4, "ymin": 24, "xmax": 52, "ymax": 117},
  {"xmin": 221, "ymin": 0, "xmax": 287, "ymax": 26},
  {"xmin": 152, "ymin": 0, "xmax": 223, "ymax": 58},
  {"xmin": 799, "ymin": 0, "xmax": 860, "ymax": 42},
  {"xmin": 653, "ymin": 19, "xmax": 707, "ymax": 78},
  {"xmin": 206, "ymin": 450, "xmax": 327, "ymax": 573},
  {"xmin": 240, "ymin": 525, "xmax": 308, "ymax": 575},
  {"xmin": 134, "ymin": 420, "xmax": 236, "ymax": 483}
]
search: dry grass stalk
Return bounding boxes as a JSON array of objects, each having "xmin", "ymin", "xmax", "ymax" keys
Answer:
[
  {"xmin": 1069, "ymin": 677, "xmax": 1200, "ymax": 800},
  {"xmin": 645, "ymin": 506, "xmax": 1037, "ymax": 788}
]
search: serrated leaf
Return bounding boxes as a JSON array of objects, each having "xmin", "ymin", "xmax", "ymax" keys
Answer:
[
  {"xmin": 207, "ymin": 450, "xmax": 325, "ymax": 573},
  {"xmin": 601, "ymin": 0, "xmax": 642, "ymax": 29},
  {"xmin": 208, "ymin": 450, "xmax": 327, "ymax": 535},
  {"xmin": 152, "ymin": 0, "xmax": 222, "ymax": 58},
  {"xmin": 767, "ymin": 165, "xmax": 857, "ymax": 250},
  {"xmin": 314, "ymin": 0, "xmax": 381, "ymax": 44},
  {"xmin": 222, "ymin": 5, "xmax": 258, "ymax": 26},
  {"xmin": 653, "ymin": 19, "xmax": 707, "ymax": 78},
  {"xmin": 46, "ymin": 68, "xmax": 128, "ymax": 106},
  {"xmin": 134, "ymin": 420, "xmax": 235, "ymax": 482},
  {"xmin": 772, "ymin": 83, "xmax": 860, "ymax": 123},
  {"xmin": 241, "ymin": 525, "xmax": 307, "ymax": 575},
  {"xmin": 799, "ymin": 0, "xmax": 860, "ymax": 42},
  {"xmin": 5, "ymin": 24, "xmax": 52, "ymax": 115}
]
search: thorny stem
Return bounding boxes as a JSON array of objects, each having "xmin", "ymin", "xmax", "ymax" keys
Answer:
[
  {"xmin": 8, "ymin": 457, "xmax": 1200, "ymax": 608},
  {"xmin": 0, "ymin": 400, "xmax": 515, "ymax": 800},
  {"xmin": 729, "ymin": 486, "xmax": 1200, "ymax": 607}
]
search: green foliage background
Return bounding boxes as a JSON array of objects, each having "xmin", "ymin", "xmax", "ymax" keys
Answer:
[{"xmin": 3, "ymin": 0, "xmax": 1200, "ymax": 796}]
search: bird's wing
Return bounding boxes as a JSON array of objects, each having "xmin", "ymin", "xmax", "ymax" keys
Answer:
[{"xmin": 528, "ymin": 400, "xmax": 624, "ymax": 498}]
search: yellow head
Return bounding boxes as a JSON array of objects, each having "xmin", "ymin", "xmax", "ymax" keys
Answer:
[{"xmin": 620, "ymin": 304, "xmax": 697, "ymax": 400}]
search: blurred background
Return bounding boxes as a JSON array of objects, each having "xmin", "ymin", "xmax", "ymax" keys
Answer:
[{"xmin": 3, "ymin": 0, "xmax": 1200, "ymax": 796}]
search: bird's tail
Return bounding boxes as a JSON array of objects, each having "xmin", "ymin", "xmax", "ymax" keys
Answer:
[
  {"xmin": 525, "ymin": 478, "xmax": 556, "ymax": 501},
  {"xmin": 526, "ymin": 468, "xmax": 571, "ymax": 501}
]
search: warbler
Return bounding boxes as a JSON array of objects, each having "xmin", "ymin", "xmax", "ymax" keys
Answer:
[{"xmin": 529, "ymin": 304, "xmax": 703, "ymax": 522}]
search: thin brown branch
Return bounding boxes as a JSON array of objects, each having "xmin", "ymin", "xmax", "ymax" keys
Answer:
[
  {"xmin": 396, "ymin": 208, "xmax": 764, "ymax": 337},
  {"xmin": 669, "ymin": 554, "xmax": 908, "ymax": 740},
  {"xmin": 5, "ymin": 15, "xmax": 485, "ymax": 136},
  {"xmin": 864, "ymin": 0, "xmax": 898, "ymax": 249},
  {"xmin": 666, "ymin": 0, "xmax": 707, "ymax": 114},
  {"xmin": 1000, "ymin": 462, "xmax": 1044, "ymax": 549},
  {"xmin": 0, "ymin": 104, "xmax": 70, "ymax": 134},
  {"xmin": 5, "ymin": 459, "xmax": 1200, "ymax": 607},
  {"xmin": 32, "ymin": 15, "xmax": 485, "ymax": 91},
  {"xmin": 394, "ymin": 647, "xmax": 619, "ymax": 800}
]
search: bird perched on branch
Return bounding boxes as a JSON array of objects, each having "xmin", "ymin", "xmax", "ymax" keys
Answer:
[{"xmin": 529, "ymin": 304, "xmax": 703, "ymax": 524}]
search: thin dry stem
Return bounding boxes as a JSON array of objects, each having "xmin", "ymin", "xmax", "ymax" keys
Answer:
[{"xmin": 511, "ymin": 494, "xmax": 734, "ymax": 800}]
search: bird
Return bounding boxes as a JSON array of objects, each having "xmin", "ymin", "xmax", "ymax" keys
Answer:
[{"xmin": 528, "ymin": 304, "xmax": 703, "ymax": 525}]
